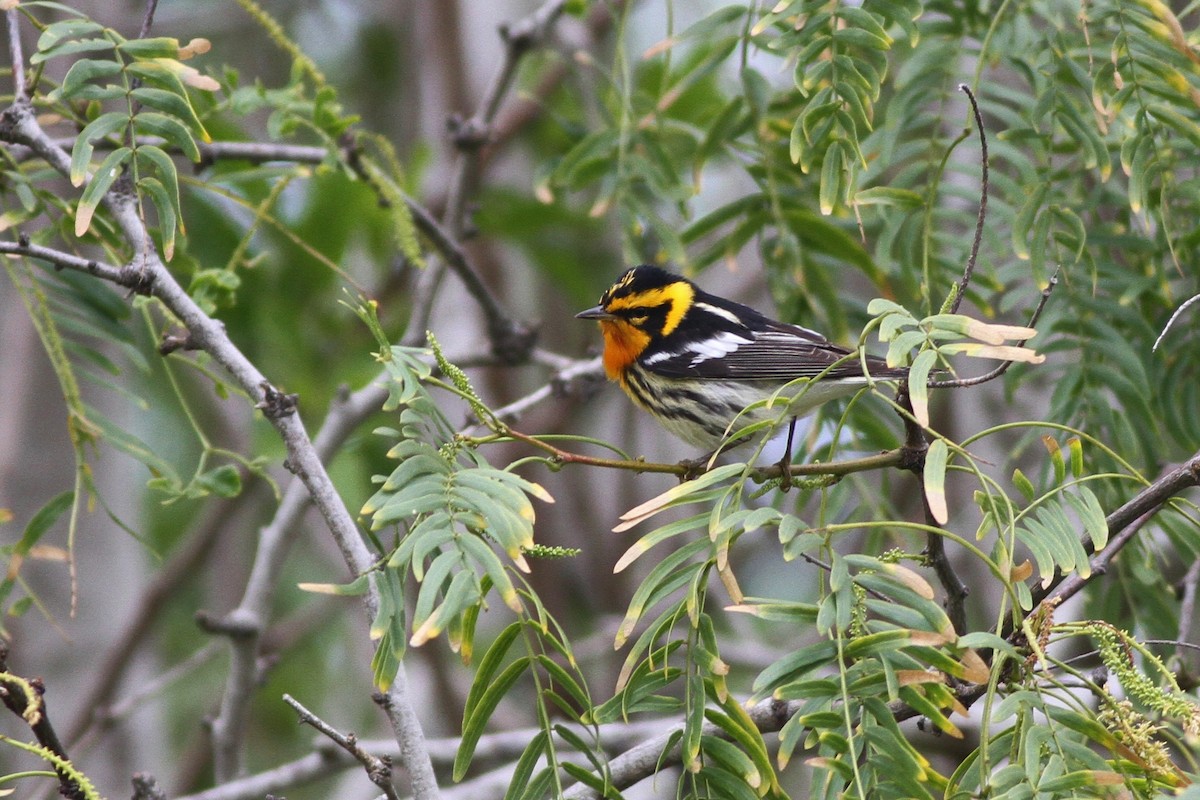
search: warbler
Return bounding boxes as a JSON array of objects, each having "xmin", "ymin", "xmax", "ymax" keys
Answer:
[{"xmin": 576, "ymin": 265, "xmax": 908, "ymax": 451}]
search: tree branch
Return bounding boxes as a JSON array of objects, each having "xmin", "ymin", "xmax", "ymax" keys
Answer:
[
  {"xmin": 172, "ymin": 719, "xmax": 672, "ymax": 800},
  {"xmin": 561, "ymin": 698, "xmax": 797, "ymax": 800},
  {"xmin": 0, "ymin": 646, "xmax": 86, "ymax": 800},
  {"xmin": 137, "ymin": 0, "xmax": 160, "ymax": 39},
  {"xmin": 399, "ymin": 191, "xmax": 536, "ymax": 362},
  {"xmin": 64, "ymin": 479, "xmax": 260, "ymax": 746},
  {"xmin": 1177, "ymin": 557, "xmax": 1200, "ymax": 677},
  {"xmin": 403, "ymin": 0, "xmax": 567, "ymax": 348},
  {"xmin": 284, "ymin": 694, "xmax": 400, "ymax": 800},
  {"xmin": 5, "ymin": 9, "xmax": 25, "ymax": 103},
  {"xmin": 929, "ymin": 270, "xmax": 1058, "ymax": 390},
  {"xmin": 948, "ymin": 83, "xmax": 988, "ymax": 316},
  {"xmin": 0, "ymin": 56, "xmax": 440, "ymax": 800}
]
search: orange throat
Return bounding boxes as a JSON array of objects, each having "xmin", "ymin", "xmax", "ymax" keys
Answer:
[{"xmin": 598, "ymin": 320, "xmax": 650, "ymax": 381}]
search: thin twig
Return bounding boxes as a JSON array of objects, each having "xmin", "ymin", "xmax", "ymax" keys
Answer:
[
  {"xmin": 442, "ymin": 0, "xmax": 567, "ymax": 234},
  {"xmin": 27, "ymin": 131, "xmax": 539, "ymax": 362},
  {"xmin": 496, "ymin": 424, "xmax": 907, "ymax": 480},
  {"xmin": 402, "ymin": 192, "xmax": 536, "ymax": 361},
  {"xmin": 0, "ymin": 646, "xmax": 86, "ymax": 800},
  {"xmin": 469, "ymin": 355, "xmax": 603, "ymax": 424},
  {"xmin": 102, "ymin": 642, "xmax": 223, "ymax": 724},
  {"xmin": 1153, "ymin": 291, "xmax": 1200, "ymax": 351},
  {"xmin": 798, "ymin": 553, "xmax": 890, "ymax": 601},
  {"xmin": 949, "ymin": 83, "xmax": 988, "ymax": 316},
  {"xmin": 1176, "ymin": 558, "xmax": 1200, "ymax": 673},
  {"xmin": 284, "ymin": 694, "xmax": 401, "ymax": 800},
  {"xmin": 137, "ymin": 0, "xmax": 160, "ymax": 39},
  {"xmin": 929, "ymin": 270, "xmax": 1058, "ymax": 390},
  {"xmin": 0, "ymin": 240, "xmax": 138, "ymax": 286}
]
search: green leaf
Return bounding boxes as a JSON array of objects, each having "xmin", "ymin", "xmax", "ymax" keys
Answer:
[
  {"xmin": 455, "ymin": 656, "xmax": 531, "ymax": 780},
  {"xmin": 454, "ymin": 531, "xmax": 521, "ymax": 611},
  {"xmin": 116, "ymin": 37, "xmax": 181, "ymax": 59},
  {"xmin": 75, "ymin": 146, "xmax": 131, "ymax": 237},
  {"xmin": 908, "ymin": 349, "xmax": 937, "ymax": 427},
  {"xmin": 614, "ymin": 512, "xmax": 707, "ymax": 573},
  {"xmin": 71, "ymin": 113, "xmax": 130, "ymax": 186},
  {"xmin": 296, "ymin": 573, "xmax": 369, "ymax": 596},
  {"xmin": 560, "ymin": 761, "xmax": 608, "ymax": 792},
  {"xmin": 31, "ymin": 37, "xmax": 114, "ymax": 64},
  {"xmin": 1066, "ymin": 487, "xmax": 1109, "ymax": 551},
  {"xmin": 137, "ymin": 176, "xmax": 178, "ymax": 260},
  {"xmin": 36, "ymin": 18, "xmax": 105, "ymax": 54},
  {"xmin": 1012, "ymin": 468, "xmax": 1035, "ymax": 501},
  {"xmin": 462, "ymin": 622, "xmax": 522, "ymax": 728},
  {"xmin": 536, "ymin": 654, "xmax": 590, "ymax": 711},
  {"xmin": 853, "ymin": 186, "xmax": 924, "ymax": 209},
  {"xmin": 195, "ymin": 465, "xmax": 242, "ymax": 498},
  {"xmin": 502, "ymin": 733, "xmax": 550, "ymax": 800},
  {"xmin": 132, "ymin": 86, "xmax": 208, "ymax": 137},
  {"xmin": 134, "ymin": 112, "xmax": 200, "ymax": 161},
  {"xmin": 17, "ymin": 491, "xmax": 74, "ymax": 554},
  {"xmin": 819, "ymin": 139, "xmax": 846, "ymax": 215},
  {"xmin": 700, "ymin": 736, "xmax": 762, "ymax": 794},
  {"xmin": 410, "ymin": 568, "xmax": 478, "ymax": 646},
  {"xmin": 614, "ymin": 538, "xmax": 711, "ymax": 648},
  {"xmin": 755, "ymin": 639, "xmax": 838, "ymax": 697},
  {"xmin": 124, "ymin": 60, "xmax": 190, "ymax": 96},
  {"xmin": 58, "ymin": 57, "xmax": 123, "ymax": 100}
]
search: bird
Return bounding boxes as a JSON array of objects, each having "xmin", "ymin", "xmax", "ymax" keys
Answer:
[{"xmin": 576, "ymin": 265, "xmax": 909, "ymax": 455}]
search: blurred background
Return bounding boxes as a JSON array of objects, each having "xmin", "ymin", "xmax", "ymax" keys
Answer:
[{"xmin": 4, "ymin": 0, "xmax": 1196, "ymax": 796}]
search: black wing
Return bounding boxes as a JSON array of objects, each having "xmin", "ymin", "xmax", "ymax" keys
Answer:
[{"xmin": 642, "ymin": 321, "xmax": 902, "ymax": 382}]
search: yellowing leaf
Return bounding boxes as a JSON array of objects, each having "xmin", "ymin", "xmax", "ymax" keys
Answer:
[
  {"xmin": 896, "ymin": 669, "xmax": 945, "ymax": 686},
  {"xmin": 939, "ymin": 342, "xmax": 1046, "ymax": 363},
  {"xmin": 924, "ymin": 439, "xmax": 949, "ymax": 524},
  {"xmin": 881, "ymin": 562, "xmax": 936, "ymax": 600},
  {"xmin": 959, "ymin": 648, "xmax": 990, "ymax": 684},
  {"xmin": 903, "ymin": 629, "xmax": 953, "ymax": 648},
  {"xmin": 178, "ymin": 37, "xmax": 211, "ymax": 59},
  {"xmin": 1010, "ymin": 559, "xmax": 1034, "ymax": 581}
]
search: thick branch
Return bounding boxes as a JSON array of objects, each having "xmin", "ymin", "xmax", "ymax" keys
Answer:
[
  {"xmin": 173, "ymin": 720, "xmax": 671, "ymax": 800},
  {"xmin": 5, "ymin": 9, "xmax": 25, "ymax": 102}
]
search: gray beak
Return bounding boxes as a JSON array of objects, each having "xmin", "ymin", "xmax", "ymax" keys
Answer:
[{"xmin": 576, "ymin": 305, "xmax": 616, "ymax": 321}]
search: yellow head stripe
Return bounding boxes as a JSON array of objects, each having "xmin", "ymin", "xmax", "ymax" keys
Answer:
[{"xmin": 605, "ymin": 281, "xmax": 694, "ymax": 336}]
